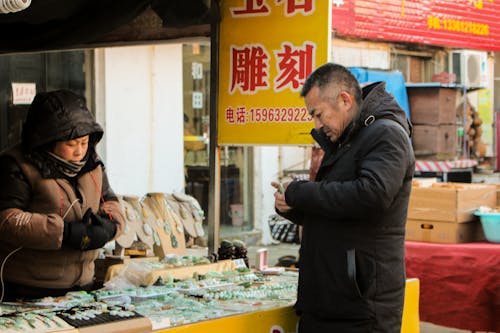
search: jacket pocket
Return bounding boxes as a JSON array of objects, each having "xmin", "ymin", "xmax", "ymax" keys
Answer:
[{"xmin": 346, "ymin": 248, "xmax": 376, "ymax": 299}]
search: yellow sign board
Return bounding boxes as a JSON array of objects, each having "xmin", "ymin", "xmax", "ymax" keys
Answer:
[
  {"xmin": 478, "ymin": 89, "xmax": 492, "ymax": 124},
  {"xmin": 157, "ymin": 306, "xmax": 299, "ymax": 333},
  {"xmin": 218, "ymin": 0, "xmax": 331, "ymax": 145}
]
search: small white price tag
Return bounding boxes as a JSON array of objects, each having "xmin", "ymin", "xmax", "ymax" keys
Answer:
[{"xmin": 233, "ymin": 258, "xmax": 246, "ymax": 268}]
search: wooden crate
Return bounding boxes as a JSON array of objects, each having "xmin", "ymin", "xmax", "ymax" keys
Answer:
[
  {"xmin": 406, "ymin": 219, "xmax": 484, "ymax": 243},
  {"xmin": 407, "ymin": 86, "xmax": 458, "ymax": 124},
  {"xmin": 412, "ymin": 124, "xmax": 457, "ymax": 158},
  {"xmin": 408, "ymin": 183, "xmax": 497, "ymax": 223}
]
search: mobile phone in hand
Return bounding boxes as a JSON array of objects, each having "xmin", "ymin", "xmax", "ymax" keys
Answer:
[{"xmin": 278, "ymin": 183, "xmax": 284, "ymax": 194}]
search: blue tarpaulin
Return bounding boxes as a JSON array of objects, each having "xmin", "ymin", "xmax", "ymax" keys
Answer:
[{"xmin": 348, "ymin": 67, "xmax": 411, "ymax": 121}]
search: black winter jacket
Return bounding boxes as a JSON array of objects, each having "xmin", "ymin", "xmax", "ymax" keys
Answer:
[{"xmin": 281, "ymin": 82, "xmax": 415, "ymax": 332}]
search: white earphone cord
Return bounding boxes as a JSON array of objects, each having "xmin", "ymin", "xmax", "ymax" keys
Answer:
[
  {"xmin": 0, "ymin": 199, "xmax": 80, "ymax": 302},
  {"xmin": 0, "ymin": 246, "xmax": 22, "ymax": 302}
]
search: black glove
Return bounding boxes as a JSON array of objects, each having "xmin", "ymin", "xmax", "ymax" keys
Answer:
[
  {"xmin": 88, "ymin": 211, "xmax": 117, "ymax": 238},
  {"xmin": 63, "ymin": 209, "xmax": 117, "ymax": 251}
]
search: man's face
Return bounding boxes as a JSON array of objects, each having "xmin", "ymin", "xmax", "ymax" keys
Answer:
[{"xmin": 305, "ymin": 85, "xmax": 355, "ymax": 142}]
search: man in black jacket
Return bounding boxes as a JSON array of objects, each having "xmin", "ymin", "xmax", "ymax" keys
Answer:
[{"xmin": 273, "ymin": 63, "xmax": 415, "ymax": 332}]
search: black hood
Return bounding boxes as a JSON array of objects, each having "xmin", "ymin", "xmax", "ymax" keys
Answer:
[
  {"xmin": 355, "ymin": 81, "xmax": 412, "ymax": 137},
  {"xmin": 21, "ymin": 90, "xmax": 103, "ymax": 153}
]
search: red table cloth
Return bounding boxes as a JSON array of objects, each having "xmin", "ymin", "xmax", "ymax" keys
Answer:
[{"xmin": 405, "ymin": 241, "xmax": 500, "ymax": 332}]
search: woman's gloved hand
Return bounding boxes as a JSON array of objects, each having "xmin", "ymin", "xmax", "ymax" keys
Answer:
[{"xmin": 63, "ymin": 208, "xmax": 117, "ymax": 250}]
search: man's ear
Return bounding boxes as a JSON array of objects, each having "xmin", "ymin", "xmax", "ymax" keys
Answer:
[{"xmin": 339, "ymin": 91, "xmax": 354, "ymax": 108}]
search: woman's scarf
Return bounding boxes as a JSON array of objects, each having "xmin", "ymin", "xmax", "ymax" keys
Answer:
[
  {"xmin": 29, "ymin": 150, "xmax": 86, "ymax": 178},
  {"xmin": 46, "ymin": 152, "xmax": 86, "ymax": 177}
]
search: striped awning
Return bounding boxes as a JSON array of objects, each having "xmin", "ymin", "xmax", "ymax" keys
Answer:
[{"xmin": 415, "ymin": 159, "xmax": 477, "ymax": 172}]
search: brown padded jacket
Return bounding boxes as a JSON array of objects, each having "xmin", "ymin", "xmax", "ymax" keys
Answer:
[{"xmin": 0, "ymin": 147, "xmax": 125, "ymax": 289}]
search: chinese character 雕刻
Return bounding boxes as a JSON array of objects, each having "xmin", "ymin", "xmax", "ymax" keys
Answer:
[
  {"xmin": 230, "ymin": 45, "xmax": 270, "ymax": 94},
  {"xmin": 274, "ymin": 42, "xmax": 315, "ymax": 92}
]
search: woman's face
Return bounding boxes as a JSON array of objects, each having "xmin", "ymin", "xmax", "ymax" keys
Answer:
[{"xmin": 52, "ymin": 135, "xmax": 89, "ymax": 162}]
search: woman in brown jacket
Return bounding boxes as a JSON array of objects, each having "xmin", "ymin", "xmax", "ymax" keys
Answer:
[{"xmin": 0, "ymin": 90, "xmax": 125, "ymax": 301}]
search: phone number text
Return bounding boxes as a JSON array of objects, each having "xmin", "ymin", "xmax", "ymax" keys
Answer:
[{"xmin": 224, "ymin": 106, "xmax": 312, "ymax": 124}]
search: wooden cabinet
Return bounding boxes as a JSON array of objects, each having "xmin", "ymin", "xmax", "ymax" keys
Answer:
[
  {"xmin": 406, "ymin": 84, "xmax": 462, "ymax": 160},
  {"xmin": 412, "ymin": 124, "xmax": 457, "ymax": 159},
  {"xmin": 407, "ymin": 86, "xmax": 458, "ymax": 124}
]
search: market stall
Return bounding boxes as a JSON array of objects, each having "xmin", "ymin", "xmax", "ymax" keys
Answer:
[
  {"xmin": 0, "ymin": 262, "xmax": 298, "ymax": 333},
  {"xmin": 0, "ymin": 3, "xmax": 423, "ymax": 333},
  {"xmin": 405, "ymin": 241, "xmax": 500, "ymax": 332},
  {"xmin": 0, "ymin": 259, "xmax": 420, "ymax": 333}
]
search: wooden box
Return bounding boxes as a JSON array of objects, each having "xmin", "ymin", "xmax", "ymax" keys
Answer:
[
  {"xmin": 412, "ymin": 124, "xmax": 457, "ymax": 158},
  {"xmin": 408, "ymin": 183, "xmax": 497, "ymax": 223},
  {"xmin": 496, "ymin": 184, "xmax": 500, "ymax": 207},
  {"xmin": 405, "ymin": 219, "xmax": 484, "ymax": 243},
  {"xmin": 407, "ymin": 86, "xmax": 458, "ymax": 124}
]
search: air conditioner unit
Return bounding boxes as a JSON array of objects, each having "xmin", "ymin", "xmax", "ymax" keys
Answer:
[{"xmin": 450, "ymin": 50, "xmax": 488, "ymax": 87}]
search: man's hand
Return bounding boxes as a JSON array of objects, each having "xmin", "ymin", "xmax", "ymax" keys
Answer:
[{"xmin": 271, "ymin": 181, "xmax": 292, "ymax": 213}]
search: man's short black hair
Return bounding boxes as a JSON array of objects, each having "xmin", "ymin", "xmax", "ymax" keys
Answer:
[{"xmin": 301, "ymin": 63, "xmax": 362, "ymax": 106}]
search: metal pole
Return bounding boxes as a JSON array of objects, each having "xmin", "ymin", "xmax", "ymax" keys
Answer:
[
  {"xmin": 463, "ymin": 85, "xmax": 468, "ymax": 159},
  {"xmin": 208, "ymin": 0, "xmax": 221, "ymax": 257}
]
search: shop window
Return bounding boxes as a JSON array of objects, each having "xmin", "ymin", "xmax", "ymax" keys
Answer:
[
  {"xmin": 182, "ymin": 44, "xmax": 249, "ymax": 236},
  {"xmin": 0, "ymin": 50, "xmax": 91, "ymax": 151},
  {"xmin": 390, "ymin": 51, "xmax": 435, "ymax": 83}
]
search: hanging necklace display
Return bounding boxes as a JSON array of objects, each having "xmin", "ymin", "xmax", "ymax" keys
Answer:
[
  {"xmin": 169, "ymin": 193, "xmax": 201, "ymax": 239},
  {"xmin": 163, "ymin": 198, "xmax": 185, "ymax": 235},
  {"xmin": 163, "ymin": 200, "xmax": 188, "ymax": 250},
  {"xmin": 139, "ymin": 198, "xmax": 162, "ymax": 247},
  {"xmin": 185, "ymin": 194, "xmax": 206, "ymax": 237},
  {"xmin": 115, "ymin": 196, "xmax": 139, "ymax": 249},
  {"xmin": 157, "ymin": 216, "xmax": 178, "ymax": 248},
  {"xmin": 122, "ymin": 195, "xmax": 154, "ymax": 249},
  {"xmin": 143, "ymin": 193, "xmax": 186, "ymax": 257}
]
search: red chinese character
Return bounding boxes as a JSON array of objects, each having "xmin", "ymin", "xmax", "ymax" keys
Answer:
[
  {"xmin": 236, "ymin": 107, "xmax": 247, "ymax": 123},
  {"xmin": 274, "ymin": 42, "xmax": 315, "ymax": 92},
  {"xmin": 226, "ymin": 106, "xmax": 236, "ymax": 123},
  {"xmin": 231, "ymin": 0, "xmax": 270, "ymax": 16},
  {"xmin": 276, "ymin": 0, "xmax": 314, "ymax": 16},
  {"xmin": 230, "ymin": 45, "xmax": 270, "ymax": 94}
]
